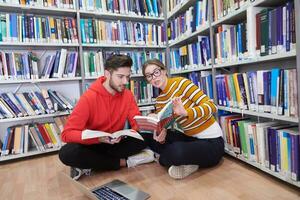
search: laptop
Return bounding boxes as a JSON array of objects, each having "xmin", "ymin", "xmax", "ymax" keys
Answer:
[{"xmin": 63, "ymin": 173, "xmax": 150, "ymax": 200}]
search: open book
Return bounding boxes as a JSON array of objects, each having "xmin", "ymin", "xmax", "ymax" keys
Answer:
[
  {"xmin": 134, "ymin": 101, "xmax": 175, "ymax": 134},
  {"xmin": 81, "ymin": 129, "xmax": 144, "ymax": 141}
]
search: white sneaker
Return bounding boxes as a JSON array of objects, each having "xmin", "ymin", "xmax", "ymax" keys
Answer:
[
  {"xmin": 127, "ymin": 149, "xmax": 155, "ymax": 168},
  {"xmin": 168, "ymin": 165, "xmax": 199, "ymax": 179}
]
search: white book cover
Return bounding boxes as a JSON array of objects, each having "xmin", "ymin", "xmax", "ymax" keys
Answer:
[{"xmin": 54, "ymin": 49, "xmax": 67, "ymax": 78}]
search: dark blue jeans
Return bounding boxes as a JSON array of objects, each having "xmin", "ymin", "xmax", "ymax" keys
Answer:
[{"xmin": 141, "ymin": 130, "xmax": 224, "ymax": 168}]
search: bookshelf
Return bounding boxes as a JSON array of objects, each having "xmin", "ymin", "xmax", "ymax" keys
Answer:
[
  {"xmin": 166, "ymin": 0, "xmax": 300, "ymax": 188},
  {"xmin": 0, "ymin": 0, "xmax": 165, "ymax": 161}
]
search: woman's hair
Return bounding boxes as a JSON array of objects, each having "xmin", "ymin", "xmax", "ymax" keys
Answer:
[
  {"xmin": 142, "ymin": 59, "xmax": 167, "ymax": 77},
  {"xmin": 104, "ymin": 54, "xmax": 133, "ymax": 71}
]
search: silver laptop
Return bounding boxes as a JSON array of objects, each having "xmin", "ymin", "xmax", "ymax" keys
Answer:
[{"xmin": 64, "ymin": 173, "xmax": 150, "ymax": 200}]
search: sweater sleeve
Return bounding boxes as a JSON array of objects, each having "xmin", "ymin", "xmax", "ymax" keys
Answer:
[
  {"xmin": 61, "ymin": 96, "xmax": 99, "ymax": 145},
  {"xmin": 183, "ymin": 79, "xmax": 218, "ymax": 124},
  {"xmin": 127, "ymin": 93, "xmax": 141, "ymax": 131}
]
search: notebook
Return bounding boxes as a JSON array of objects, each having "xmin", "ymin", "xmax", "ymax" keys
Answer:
[{"xmin": 64, "ymin": 173, "xmax": 150, "ymax": 200}]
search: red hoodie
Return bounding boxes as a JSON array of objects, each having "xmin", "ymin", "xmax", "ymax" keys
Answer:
[{"xmin": 61, "ymin": 76, "xmax": 141, "ymax": 145}]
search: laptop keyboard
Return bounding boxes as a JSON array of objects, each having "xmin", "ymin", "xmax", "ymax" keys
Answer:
[{"xmin": 93, "ymin": 186, "xmax": 129, "ymax": 200}]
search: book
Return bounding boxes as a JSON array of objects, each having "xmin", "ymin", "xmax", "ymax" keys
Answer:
[
  {"xmin": 133, "ymin": 100, "xmax": 174, "ymax": 134},
  {"xmin": 81, "ymin": 129, "xmax": 144, "ymax": 141}
]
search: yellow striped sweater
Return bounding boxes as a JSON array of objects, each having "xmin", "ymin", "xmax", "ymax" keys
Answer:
[{"xmin": 155, "ymin": 77, "xmax": 218, "ymax": 136}]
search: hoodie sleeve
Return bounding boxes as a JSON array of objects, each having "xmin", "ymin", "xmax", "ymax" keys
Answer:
[
  {"xmin": 61, "ymin": 95, "xmax": 100, "ymax": 145},
  {"xmin": 127, "ymin": 93, "xmax": 141, "ymax": 131}
]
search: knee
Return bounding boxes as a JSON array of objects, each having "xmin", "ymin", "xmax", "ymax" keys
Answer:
[
  {"xmin": 58, "ymin": 143, "xmax": 79, "ymax": 166},
  {"xmin": 58, "ymin": 145, "xmax": 70, "ymax": 165}
]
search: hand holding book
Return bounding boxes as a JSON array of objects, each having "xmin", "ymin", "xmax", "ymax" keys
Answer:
[
  {"xmin": 153, "ymin": 128, "xmax": 167, "ymax": 144},
  {"xmin": 99, "ymin": 136, "xmax": 122, "ymax": 144},
  {"xmin": 172, "ymin": 97, "xmax": 188, "ymax": 116}
]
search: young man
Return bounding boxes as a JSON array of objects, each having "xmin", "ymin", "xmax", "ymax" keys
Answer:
[{"xmin": 59, "ymin": 55, "xmax": 154, "ymax": 180}]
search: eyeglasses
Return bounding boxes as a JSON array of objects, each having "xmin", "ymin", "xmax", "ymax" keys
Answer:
[{"xmin": 145, "ymin": 68, "xmax": 161, "ymax": 81}]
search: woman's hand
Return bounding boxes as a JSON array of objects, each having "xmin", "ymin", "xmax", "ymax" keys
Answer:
[
  {"xmin": 153, "ymin": 128, "xmax": 167, "ymax": 144},
  {"xmin": 172, "ymin": 97, "xmax": 187, "ymax": 116}
]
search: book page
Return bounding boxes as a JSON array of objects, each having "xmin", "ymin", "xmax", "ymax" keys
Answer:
[
  {"xmin": 111, "ymin": 129, "xmax": 144, "ymax": 141},
  {"xmin": 82, "ymin": 129, "xmax": 111, "ymax": 139},
  {"xmin": 81, "ymin": 129, "xmax": 144, "ymax": 141},
  {"xmin": 157, "ymin": 101, "xmax": 173, "ymax": 120}
]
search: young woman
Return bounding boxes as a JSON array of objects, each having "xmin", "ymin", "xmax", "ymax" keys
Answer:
[{"xmin": 141, "ymin": 59, "xmax": 224, "ymax": 179}]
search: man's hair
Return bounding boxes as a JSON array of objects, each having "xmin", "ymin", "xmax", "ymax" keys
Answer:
[{"xmin": 104, "ymin": 54, "xmax": 133, "ymax": 71}]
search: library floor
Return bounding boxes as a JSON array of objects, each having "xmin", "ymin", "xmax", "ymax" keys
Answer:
[{"xmin": 0, "ymin": 154, "xmax": 299, "ymax": 200}]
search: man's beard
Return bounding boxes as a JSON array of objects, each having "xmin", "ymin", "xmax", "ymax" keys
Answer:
[{"xmin": 109, "ymin": 79, "xmax": 125, "ymax": 93}]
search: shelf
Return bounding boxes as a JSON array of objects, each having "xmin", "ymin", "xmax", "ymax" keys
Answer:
[
  {"xmin": 82, "ymin": 43, "xmax": 166, "ymax": 49},
  {"xmin": 0, "ymin": 3, "xmax": 76, "ymax": 16},
  {"xmin": 211, "ymin": 2, "xmax": 249, "ymax": 27},
  {"xmin": 225, "ymin": 149, "xmax": 300, "ymax": 188},
  {"xmin": 170, "ymin": 65, "xmax": 212, "ymax": 75},
  {"xmin": 0, "ymin": 111, "xmax": 71, "ymax": 123},
  {"xmin": 138, "ymin": 102, "xmax": 155, "ymax": 106},
  {"xmin": 79, "ymin": 10, "xmax": 164, "ymax": 22},
  {"xmin": 85, "ymin": 74, "xmax": 144, "ymax": 80},
  {"xmin": 85, "ymin": 76, "xmax": 99, "ymax": 80},
  {"xmin": 214, "ymin": 50, "xmax": 297, "ymax": 69},
  {"xmin": 0, "ymin": 77, "xmax": 82, "ymax": 84},
  {"xmin": 218, "ymin": 106, "xmax": 299, "ymax": 123},
  {"xmin": 0, "ymin": 147, "xmax": 60, "ymax": 162},
  {"xmin": 0, "ymin": 42, "xmax": 79, "ymax": 47},
  {"xmin": 168, "ymin": 24, "xmax": 210, "ymax": 48},
  {"xmin": 131, "ymin": 74, "xmax": 144, "ymax": 78},
  {"xmin": 139, "ymin": 105, "xmax": 155, "ymax": 111},
  {"xmin": 167, "ymin": 0, "xmax": 198, "ymax": 19},
  {"xmin": 252, "ymin": 0, "xmax": 287, "ymax": 7}
]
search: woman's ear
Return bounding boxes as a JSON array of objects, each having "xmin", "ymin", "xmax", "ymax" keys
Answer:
[{"xmin": 162, "ymin": 69, "xmax": 168, "ymax": 77}]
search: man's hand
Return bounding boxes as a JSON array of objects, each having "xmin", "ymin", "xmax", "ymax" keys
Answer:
[
  {"xmin": 172, "ymin": 97, "xmax": 187, "ymax": 116},
  {"xmin": 99, "ymin": 136, "xmax": 122, "ymax": 144},
  {"xmin": 153, "ymin": 128, "xmax": 167, "ymax": 144}
]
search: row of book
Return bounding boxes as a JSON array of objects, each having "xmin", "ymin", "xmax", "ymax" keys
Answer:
[
  {"xmin": 214, "ymin": 2, "xmax": 296, "ymax": 64},
  {"xmin": 0, "ymin": 49, "xmax": 78, "ymax": 80},
  {"xmin": 79, "ymin": 0, "xmax": 163, "ymax": 17},
  {"xmin": 188, "ymin": 71, "xmax": 213, "ymax": 100},
  {"xmin": 168, "ymin": 0, "xmax": 208, "ymax": 42},
  {"xmin": 215, "ymin": 68, "xmax": 298, "ymax": 117},
  {"xmin": 83, "ymin": 50, "xmax": 165, "ymax": 77},
  {"xmin": 212, "ymin": 0, "xmax": 250, "ymax": 22},
  {"xmin": 0, "ymin": 116, "xmax": 67, "ymax": 156},
  {"xmin": 80, "ymin": 18, "xmax": 166, "ymax": 46},
  {"xmin": 220, "ymin": 114, "xmax": 300, "ymax": 181},
  {"xmin": 167, "ymin": 0, "xmax": 186, "ymax": 13},
  {"xmin": 40, "ymin": 49, "xmax": 78, "ymax": 79},
  {"xmin": 254, "ymin": 3, "xmax": 296, "ymax": 57},
  {"xmin": 0, "ymin": 0, "xmax": 75, "ymax": 9},
  {"xmin": 214, "ymin": 22, "xmax": 247, "ymax": 64},
  {"xmin": 129, "ymin": 79, "xmax": 159, "ymax": 104},
  {"xmin": 0, "ymin": 13, "xmax": 78, "ymax": 43},
  {"xmin": 0, "ymin": 89, "xmax": 74, "ymax": 119},
  {"xmin": 169, "ymin": 35, "xmax": 211, "ymax": 72}
]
